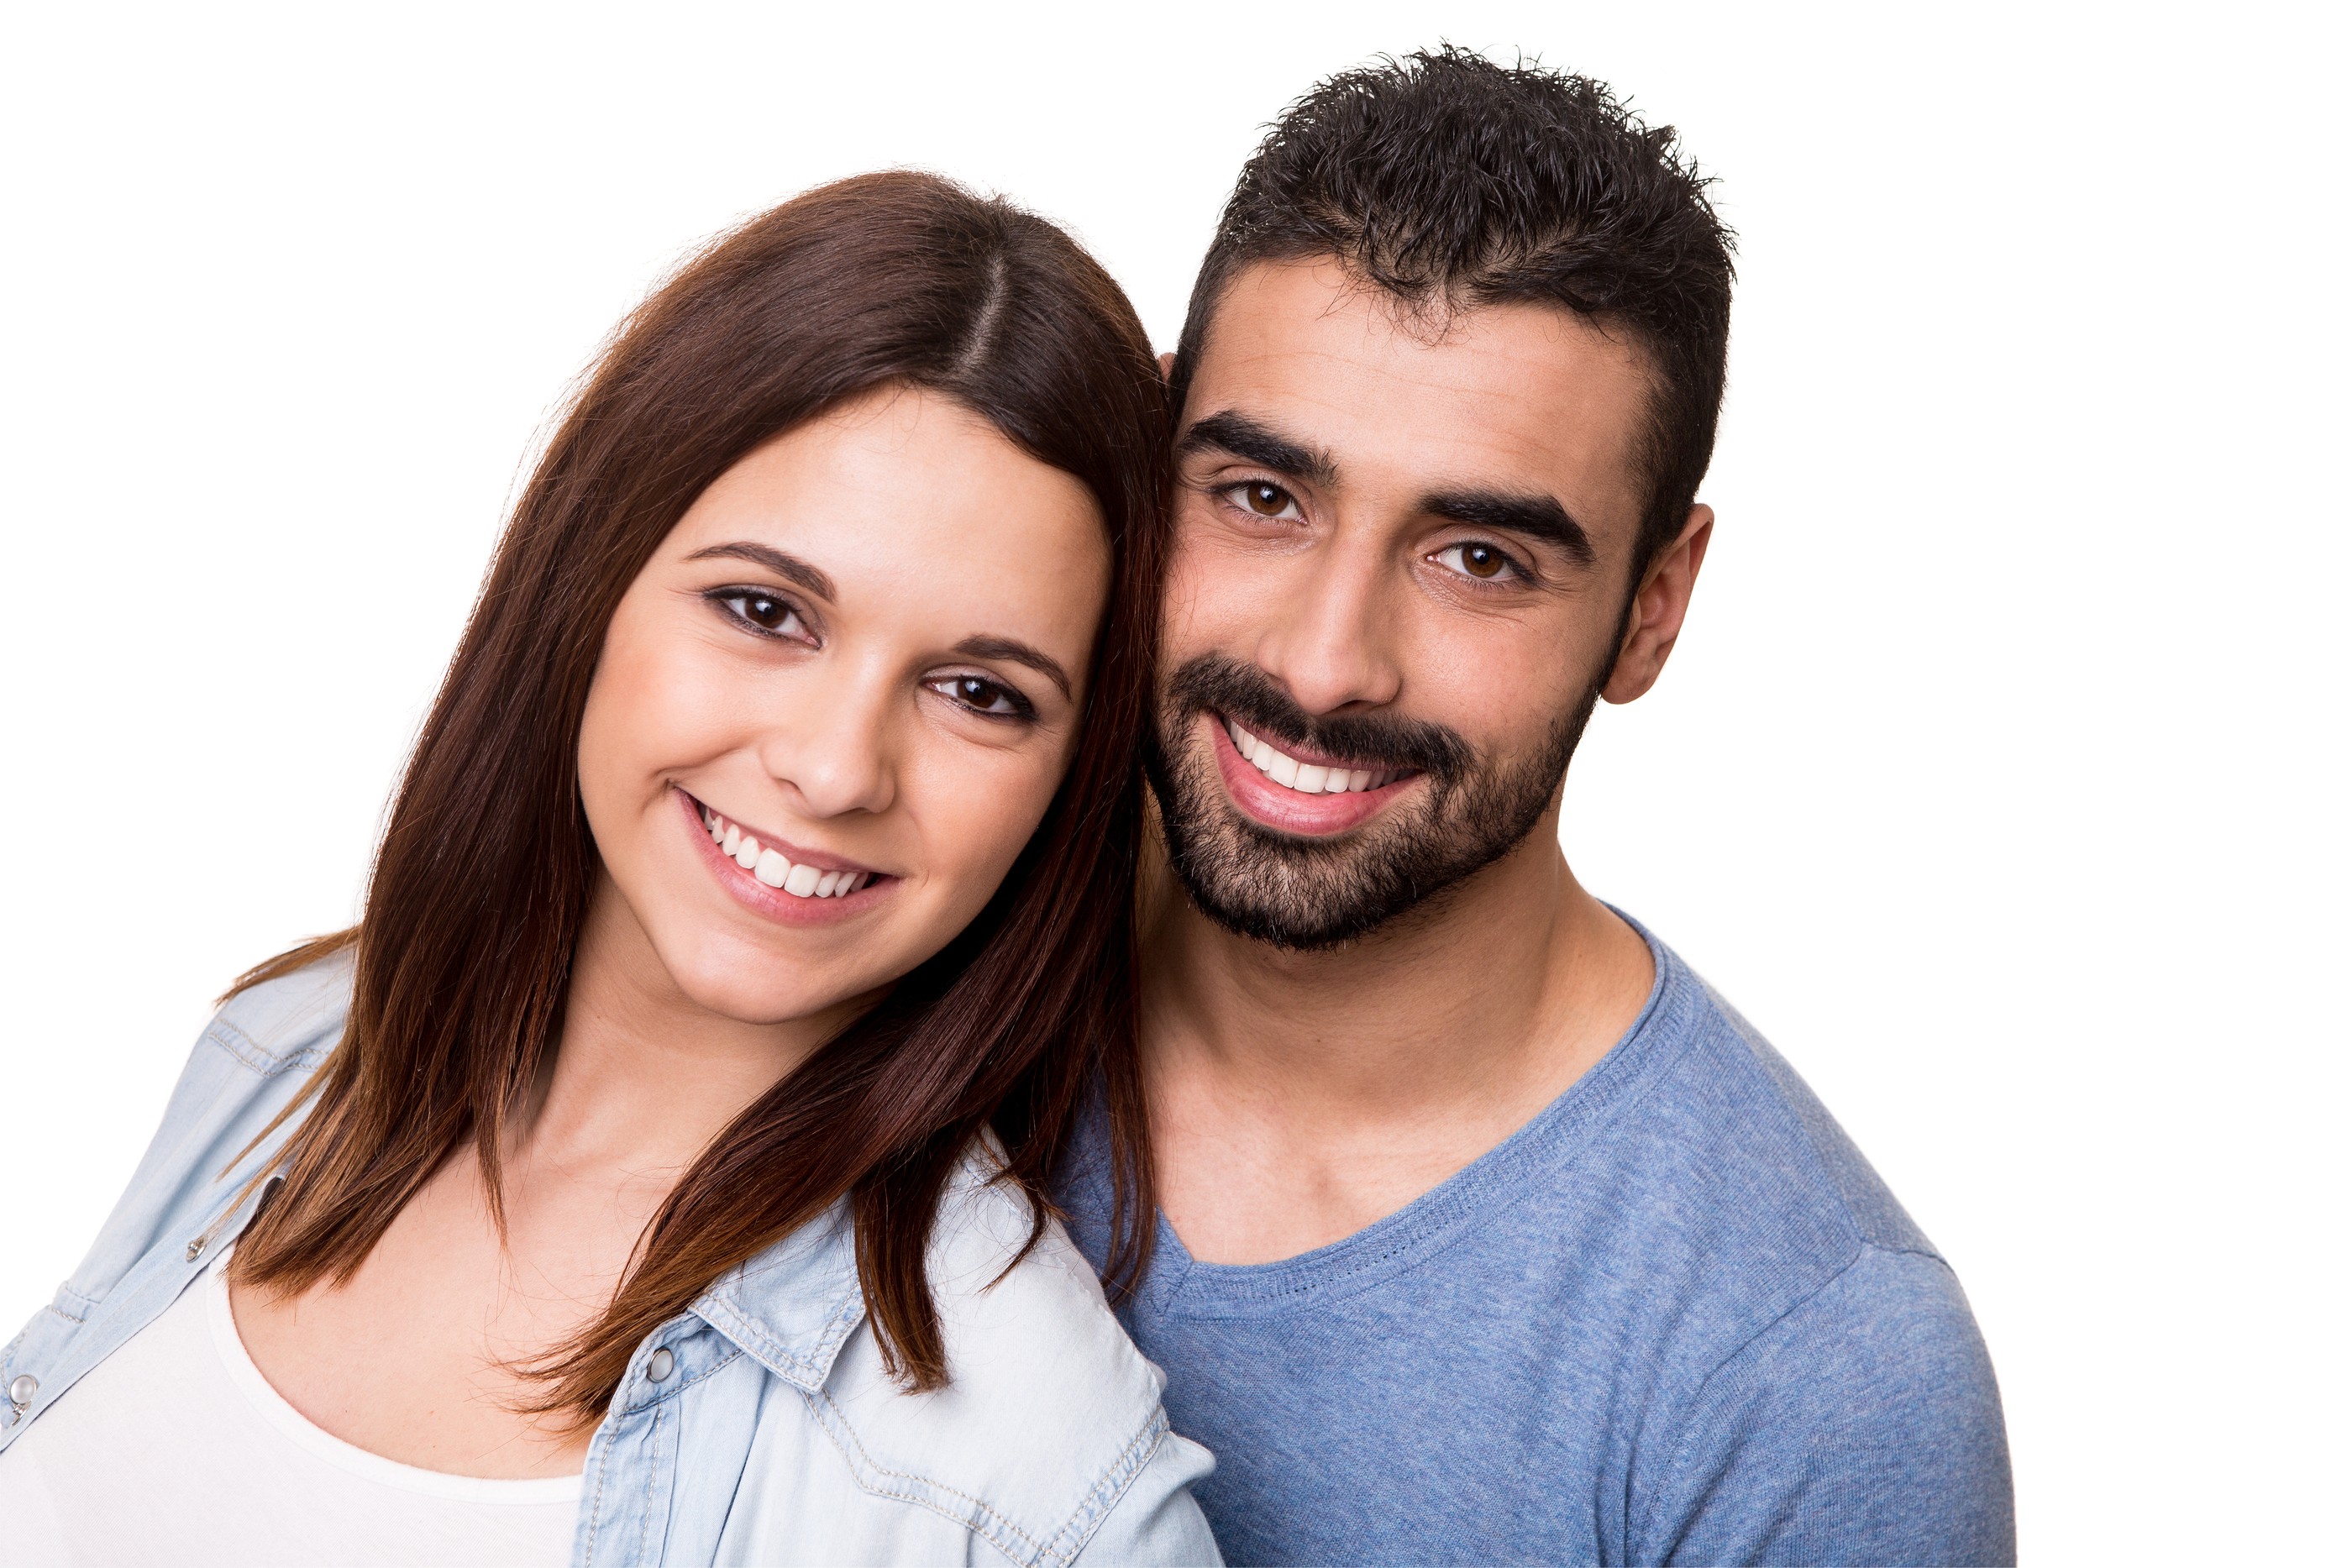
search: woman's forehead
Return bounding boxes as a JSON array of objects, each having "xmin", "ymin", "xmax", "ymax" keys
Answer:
[{"xmin": 669, "ymin": 388, "xmax": 1110, "ymax": 640}]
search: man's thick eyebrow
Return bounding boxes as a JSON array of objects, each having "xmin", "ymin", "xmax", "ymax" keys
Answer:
[
  {"xmin": 953, "ymin": 635, "xmax": 1074, "ymax": 700},
  {"xmin": 1176, "ymin": 411, "xmax": 1340, "ymax": 489},
  {"xmin": 684, "ymin": 542, "xmax": 837, "ymax": 600},
  {"xmin": 1423, "ymin": 490, "xmax": 1597, "ymax": 569}
]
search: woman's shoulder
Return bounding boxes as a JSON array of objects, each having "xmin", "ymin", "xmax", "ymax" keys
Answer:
[
  {"xmin": 33, "ymin": 950, "xmax": 356, "ymax": 1329},
  {"xmin": 928, "ymin": 1141, "xmax": 1159, "ymax": 1391},
  {"xmin": 204, "ymin": 947, "xmax": 356, "ymax": 1078},
  {"xmin": 148, "ymin": 945, "xmax": 354, "ymax": 1148},
  {"xmin": 801, "ymin": 1143, "xmax": 1210, "ymax": 1563}
]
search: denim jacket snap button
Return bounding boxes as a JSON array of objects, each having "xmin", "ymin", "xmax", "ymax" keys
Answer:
[
  {"xmin": 646, "ymin": 1348, "xmax": 675, "ymax": 1384},
  {"xmin": 8, "ymin": 1373, "xmax": 35, "ymax": 1407}
]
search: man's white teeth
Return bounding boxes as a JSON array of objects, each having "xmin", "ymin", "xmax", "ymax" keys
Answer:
[
  {"xmin": 701, "ymin": 805, "xmax": 869, "ymax": 899},
  {"xmin": 1225, "ymin": 720, "xmax": 1393, "ymax": 794}
]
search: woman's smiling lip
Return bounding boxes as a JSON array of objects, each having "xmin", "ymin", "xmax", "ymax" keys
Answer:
[{"xmin": 677, "ymin": 787, "xmax": 894, "ymax": 923}]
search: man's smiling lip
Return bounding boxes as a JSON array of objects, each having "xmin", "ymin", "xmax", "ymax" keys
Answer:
[
  {"xmin": 1208, "ymin": 716, "xmax": 1417, "ymax": 836},
  {"xmin": 1213, "ymin": 711, "xmax": 1409, "ymax": 779}
]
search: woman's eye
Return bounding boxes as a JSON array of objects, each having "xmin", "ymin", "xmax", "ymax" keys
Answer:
[
  {"xmin": 1431, "ymin": 542, "xmax": 1521, "ymax": 583},
  {"xmin": 713, "ymin": 590, "xmax": 807, "ymax": 638},
  {"xmin": 927, "ymin": 674, "xmax": 1034, "ymax": 720},
  {"xmin": 1227, "ymin": 480, "xmax": 1303, "ymax": 522}
]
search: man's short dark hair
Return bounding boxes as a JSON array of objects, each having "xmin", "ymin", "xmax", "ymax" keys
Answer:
[{"xmin": 1172, "ymin": 47, "xmax": 1736, "ymax": 576}]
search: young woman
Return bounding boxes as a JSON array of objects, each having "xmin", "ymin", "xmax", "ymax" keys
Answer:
[{"xmin": 0, "ymin": 172, "xmax": 1210, "ymax": 1565}]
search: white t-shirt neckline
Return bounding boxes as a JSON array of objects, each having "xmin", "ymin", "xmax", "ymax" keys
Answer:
[{"xmin": 204, "ymin": 1254, "xmax": 583, "ymax": 1505}]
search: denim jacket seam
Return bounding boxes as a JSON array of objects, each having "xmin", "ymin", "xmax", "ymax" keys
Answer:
[
  {"xmin": 801, "ymin": 1383, "xmax": 1057, "ymax": 1565},
  {"xmin": 42, "ymin": 1289, "xmax": 93, "ymax": 1327},
  {"xmin": 634, "ymin": 1396, "xmax": 663, "ymax": 1564},
  {"xmin": 203, "ymin": 1016, "xmax": 328, "ymax": 1078},
  {"xmin": 695, "ymin": 1287, "xmax": 864, "ymax": 1394},
  {"xmin": 581, "ymin": 1413, "xmax": 622, "ymax": 1566},
  {"xmin": 1037, "ymin": 1406, "xmax": 1170, "ymax": 1565}
]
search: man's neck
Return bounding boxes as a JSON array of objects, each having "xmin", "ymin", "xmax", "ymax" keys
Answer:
[{"xmin": 1139, "ymin": 811, "xmax": 1654, "ymax": 1265}]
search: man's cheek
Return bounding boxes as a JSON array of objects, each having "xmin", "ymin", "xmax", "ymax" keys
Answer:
[{"xmin": 1158, "ymin": 553, "xmax": 1225, "ymax": 652}]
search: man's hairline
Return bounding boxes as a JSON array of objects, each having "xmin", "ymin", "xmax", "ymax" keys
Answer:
[{"xmin": 1177, "ymin": 249, "xmax": 1668, "ymax": 399}]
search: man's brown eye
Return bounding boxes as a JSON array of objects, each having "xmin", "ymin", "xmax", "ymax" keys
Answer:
[
  {"xmin": 1461, "ymin": 544, "xmax": 1505, "ymax": 579},
  {"xmin": 1245, "ymin": 482, "xmax": 1291, "ymax": 517}
]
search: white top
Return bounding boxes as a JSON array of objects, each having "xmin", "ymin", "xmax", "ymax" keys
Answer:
[{"xmin": 0, "ymin": 1255, "xmax": 580, "ymax": 1566}]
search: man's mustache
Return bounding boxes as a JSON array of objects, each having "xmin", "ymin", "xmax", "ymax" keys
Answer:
[{"xmin": 1163, "ymin": 654, "xmax": 1473, "ymax": 780}]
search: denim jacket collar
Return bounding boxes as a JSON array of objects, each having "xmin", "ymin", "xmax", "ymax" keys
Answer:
[{"xmin": 689, "ymin": 1203, "xmax": 867, "ymax": 1395}]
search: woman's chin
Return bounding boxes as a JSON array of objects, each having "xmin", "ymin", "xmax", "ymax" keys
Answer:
[{"xmin": 662, "ymin": 955, "xmax": 873, "ymax": 1030}]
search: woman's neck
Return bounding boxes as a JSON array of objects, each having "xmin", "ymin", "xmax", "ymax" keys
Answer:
[{"xmin": 515, "ymin": 875, "xmax": 864, "ymax": 1181}]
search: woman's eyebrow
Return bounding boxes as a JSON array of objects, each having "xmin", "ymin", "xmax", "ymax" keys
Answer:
[
  {"xmin": 953, "ymin": 635, "xmax": 1074, "ymax": 700},
  {"xmin": 685, "ymin": 542, "xmax": 837, "ymax": 601}
]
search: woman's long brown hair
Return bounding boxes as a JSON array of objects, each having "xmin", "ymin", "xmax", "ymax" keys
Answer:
[{"xmin": 224, "ymin": 172, "xmax": 1163, "ymax": 1424}]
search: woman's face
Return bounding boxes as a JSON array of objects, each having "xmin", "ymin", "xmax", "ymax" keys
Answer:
[{"xmin": 577, "ymin": 385, "xmax": 1110, "ymax": 1025}]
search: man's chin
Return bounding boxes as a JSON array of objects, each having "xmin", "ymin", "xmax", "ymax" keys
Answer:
[
  {"xmin": 1154, "ymin": 802, "xmax": 1467, "ymax": 952},
  {"xmin": 1146, "ymin": 684, "xmax": 1591, "ymax": 953}
]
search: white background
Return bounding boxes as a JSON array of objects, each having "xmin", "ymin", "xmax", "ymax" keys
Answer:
[{"xmin": 3, "ymin": 2, "xmax": 2343, "ymax": 1558}]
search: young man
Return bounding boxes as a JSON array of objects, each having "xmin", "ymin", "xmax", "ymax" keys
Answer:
[{"xmin": 1058, "ymin": 50, "xmax": 2015, "ymax": 1565}]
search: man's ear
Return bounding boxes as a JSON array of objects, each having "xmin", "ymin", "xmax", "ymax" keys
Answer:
[
  {"xmin": 1158, "ymin": 350, "xmax": 1177, "ymax": 382},
  {"xmin": 1602, "ymin": 503, "xmax": 1714, "ymax": 705}
]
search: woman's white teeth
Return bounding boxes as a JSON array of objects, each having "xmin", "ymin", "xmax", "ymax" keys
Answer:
[
  {"xmin": 701, "ymin": 805, "xmax": 869, "ymax": 899},
  {"xmin": 1225, "ymin": 719, "xmax": 1392, "ymax": 794}
]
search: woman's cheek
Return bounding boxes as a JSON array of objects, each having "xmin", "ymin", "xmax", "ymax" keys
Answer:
[{"xmin": 917, "ymin": 747, "xmax": 1068, "ymax": 919}]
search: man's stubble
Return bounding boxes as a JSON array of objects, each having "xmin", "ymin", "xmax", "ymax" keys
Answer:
[{"xmin": 1144, "ymin": 653, "xmax": 1599, "ymax": 951}]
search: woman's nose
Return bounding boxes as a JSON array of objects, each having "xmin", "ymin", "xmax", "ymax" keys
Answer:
[{"xmin": 759, "ymin": 672, "xmax": 899, "ymax": 819}]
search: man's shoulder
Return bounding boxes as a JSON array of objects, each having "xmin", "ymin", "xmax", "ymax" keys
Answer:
[
  {"xmin": 1668, "ymin": 958, "xmax": 1940, "ymax": 1258},
  {"xmin": 1572, "ymin": 935, "xmax": 1940, "ymax": 1271},
  {"xmin": 1473, "ymin": 931, "xmax": 1971, "ymax": 1399},
  {"xmin": 1552, "ymin": 937, "xmax": 2013, "ymax": 1560},
  {"xmin": 1637, "ymin": 1239, "xmax": 2014, "ymax": 1563}
]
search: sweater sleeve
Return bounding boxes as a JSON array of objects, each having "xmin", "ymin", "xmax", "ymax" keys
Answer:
[{"xmin": 1640, "ymin": 1244, "xmax": 2015, "ymax": 1567}]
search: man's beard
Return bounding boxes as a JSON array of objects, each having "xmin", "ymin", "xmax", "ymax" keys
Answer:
[{"xmin": 1144, "ymin": 653, "xmax": 1599, "ymax": 951}]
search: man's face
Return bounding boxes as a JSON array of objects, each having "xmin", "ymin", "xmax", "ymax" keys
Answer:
[{"xmin": 1151, "ymin": 258, "xmax": 1677, "ymax": 949}]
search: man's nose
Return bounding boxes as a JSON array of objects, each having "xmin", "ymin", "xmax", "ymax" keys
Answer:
[
  {"xmin": 1252, "ymin": 533, "xmax": 1404, "ymax": 716},
  {"xmin": 759, "ymin": 663, "xmax": 899, "ymax": 820}
]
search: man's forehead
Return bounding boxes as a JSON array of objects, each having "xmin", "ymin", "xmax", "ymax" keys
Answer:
[{"xmin": 1184, "ymin": 259, "xmax": 1654, "ymax": 516}]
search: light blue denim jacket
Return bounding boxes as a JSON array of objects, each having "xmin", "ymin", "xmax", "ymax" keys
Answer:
[{"xmin": 0, "ymin": 956, "xmax": 1221, "ymax": 1566}]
